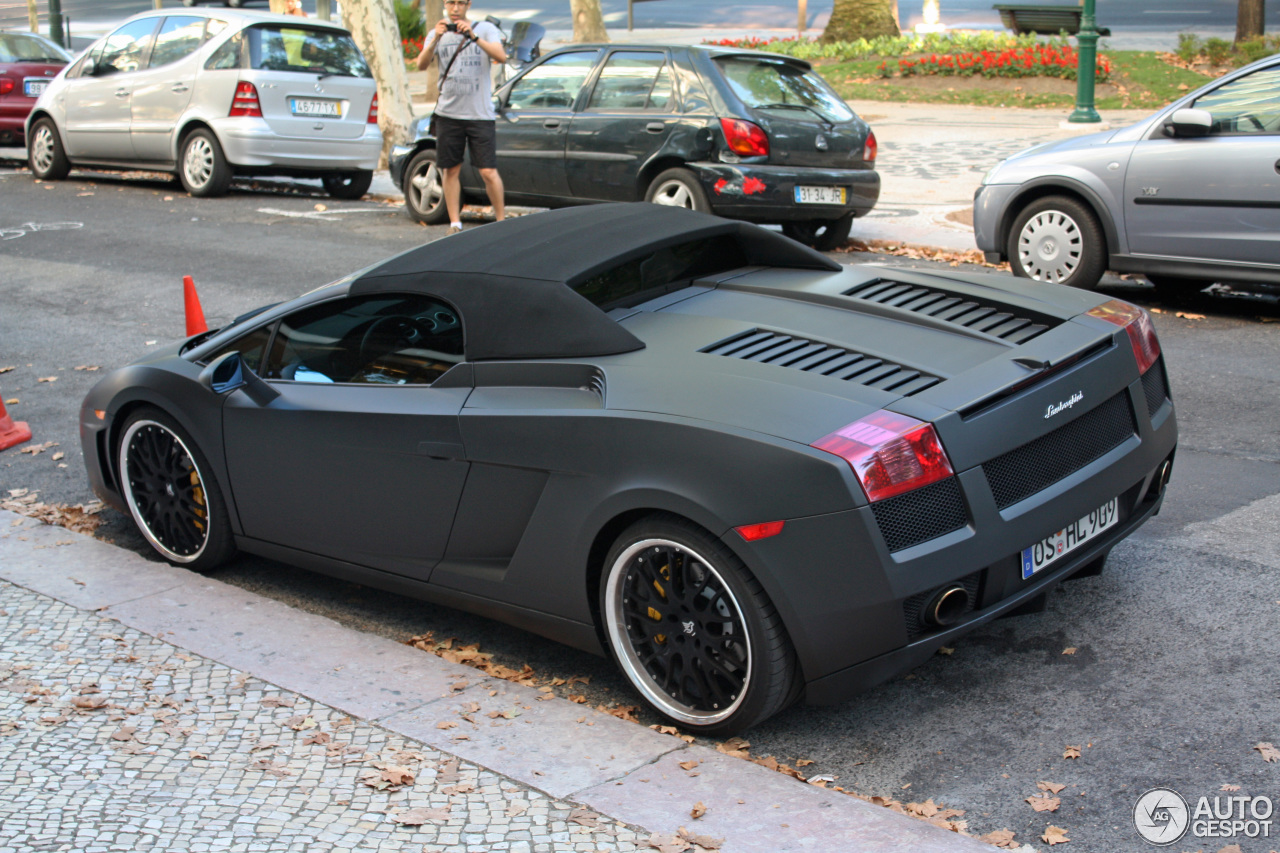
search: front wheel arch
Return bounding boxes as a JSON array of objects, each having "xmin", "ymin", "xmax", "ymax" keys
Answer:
[{"xmin": 998, "ymin": 182, "xmax": 1117, "ymax": 263}]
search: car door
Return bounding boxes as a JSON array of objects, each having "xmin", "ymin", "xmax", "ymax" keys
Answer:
[
  {"xmin": 566, "ymin": 49, "xmax": 678, "ymax": 201},
  {"xmin": 495, "ymin": 49, "xmax": 598, "ymax": 199},
  {"xmin": 62, "ymin": 17, "xmax": 158, "ymax": 160},
  {"xmin": 128, "ymin": 15, "xmax": 206, "ymax": 162},
  {"xmin": 218, "ymin": 293, "xmax": 472, "ymax": 582},
  {"xmin": 1124, "ymin": 64, "xmax": 1280, "ymax": 266}
]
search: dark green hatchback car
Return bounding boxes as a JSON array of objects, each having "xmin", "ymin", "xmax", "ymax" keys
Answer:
[{"xmin": 390, "ymin": 44, "xmax": 880, "ymax": 250}]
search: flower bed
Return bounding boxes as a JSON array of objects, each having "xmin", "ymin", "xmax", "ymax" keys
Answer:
[
  {"xmin": 880, "ymin": 45, "xmax": 1111, "ymax": 82},
  {"xmin": 403, "ymin": 35, "xmax": 425, "ymax": 63}
]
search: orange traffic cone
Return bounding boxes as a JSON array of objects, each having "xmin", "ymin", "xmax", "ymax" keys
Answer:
[
  {"xmin": 184, "ymin": 275, "xmax": 208, "ymax": 337},
  {"xmin": 0, "ymin": 395, "xmax": 31, "ymax": 452}
]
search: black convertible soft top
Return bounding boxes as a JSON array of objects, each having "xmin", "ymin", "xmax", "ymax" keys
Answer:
[{"xmin": 351, "ymin": 204, "xmax": 841, "ymax": 361}]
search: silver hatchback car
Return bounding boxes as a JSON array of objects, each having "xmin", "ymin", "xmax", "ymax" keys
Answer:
[
  {"xmin": 974, "ymin": 53, "xmax": 1280, "ymax": 294},
  {"xmin": 25, "ymin": 7, "xmax": 381, "ymax": 198}
]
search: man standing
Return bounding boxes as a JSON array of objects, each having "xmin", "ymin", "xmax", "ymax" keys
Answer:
[{"xmin": 416, "ymin": 0, "xmax": 507, "ymax": 233}]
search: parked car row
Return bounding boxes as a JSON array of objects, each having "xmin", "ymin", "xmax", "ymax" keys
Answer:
[{"xmin": 0, "ymin": 31, "xmax": 70, "ymax": 146}]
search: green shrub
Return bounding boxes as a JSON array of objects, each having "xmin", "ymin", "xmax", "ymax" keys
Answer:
[
  {"xmin": 1234, "ymin": 34, "xmax": 1280, "ymax": 66},
  {"xmin": 703, "ymin": 31, "xmax": 1065, "ymax": 63},
  {"xmin": 1175, "ymin": 33, "xmax": 1202, "ymax": 64},
  {"xmin": 1204, "ymin": 37, "xmax": 1232, "ymax": 65},
  {"xmin": 394, "ymin": 0, "xmax": 425, "ymax": 43}
]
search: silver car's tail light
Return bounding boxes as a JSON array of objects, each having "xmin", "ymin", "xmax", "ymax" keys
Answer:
[
  {"xmin": 1087, "ymin": 299, "xmax": 1161, "ymax": 375},
  {"xmin": 229, "ymin": 81, "xmax": 262, "ymax": 118}
]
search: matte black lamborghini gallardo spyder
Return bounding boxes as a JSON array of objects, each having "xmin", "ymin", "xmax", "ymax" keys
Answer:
[{"xmin": 81, "ymin": 204, "xmax": 1177, "ymax": 734}]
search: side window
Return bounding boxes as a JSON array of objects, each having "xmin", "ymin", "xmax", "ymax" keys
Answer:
[
  {"xmin": 93, "ymin": 18, "xmax": 158, "ymax": 76},
  {"xmin": 208, "ymin": 325, "xmax": 273, "ymax": 374},
  {"xmin": 1192, "ymin": 66, "xmax": 1280, "ymax": 135},
  {"xmin": 506, "ymin": 51, "xmax": 597, "ymax": 111},
  {"xmin": 263, "ymin": 294, "xmax": 464, "ymax": 386},
  {"xmin": 205, "ymin": 31, "xmax": 244, "ymax": 70},
  {"xmin": 588, "ymin": 51, "xmax": 670, "ymax": 111},
  {"xmin": 149, "ymin": 16, "xmax": 205, "ymax": 68}
]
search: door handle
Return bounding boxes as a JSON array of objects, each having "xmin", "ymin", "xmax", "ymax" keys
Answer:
[
  {"xmin": 543, "ymin": 119, "xmax": 561, "ymax": 129},
  {"xmin": 645, "ymin": 121, "xmax": 666, "ymax": 133},
  {"xmin": 114, "ymin": 88, "xmax": 129, "ymax": 98},
  {"xmin": 171, "ymin": 83, "xmax": 189, "ymax": 93}
]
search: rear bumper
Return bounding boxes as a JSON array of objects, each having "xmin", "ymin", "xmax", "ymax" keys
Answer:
[
  {"xmin": 690, "ymin": 161, "xmax": 880, "ymax": 223},
  {"xmin": 212, "ymin": 118, "xmax": 382, "ymax": 172}
]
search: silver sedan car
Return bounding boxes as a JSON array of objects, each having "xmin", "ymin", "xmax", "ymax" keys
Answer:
[
  {"xmin": 974, "ymin": 53, "xmax": 1280, "ymax": 294},
  {"xmin": 26, "ymin": 7, "xmax": 381, "ymax": 198}
]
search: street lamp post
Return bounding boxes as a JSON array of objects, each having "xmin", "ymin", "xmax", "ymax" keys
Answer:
[
  {"xmin": 47, "ymin": 0, "xmax": 64, "ymax": 47},
  {"xmin": 1068, "ymin": 0, "xmax": 1101, "ymax": 123}
]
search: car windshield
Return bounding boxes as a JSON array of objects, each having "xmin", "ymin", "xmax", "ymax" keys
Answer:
[
  {"xmin": 245, "ymin": 25, "xmax": 370, "ymax": 77},
  {"xmin": 715, "ymin": 56, "xmax": 855, "ymax": 124},
  {"xmin": 0, "ymin": 33, "xmax": 71, "ymax": 63}
]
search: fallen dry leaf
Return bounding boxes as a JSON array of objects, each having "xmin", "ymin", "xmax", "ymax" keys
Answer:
[
  {"xmin": 677, "ymin": 827, "xmax": 723, "ymax": 850},
  {"xmin": 644, "ymin": 832, "xmax": 690, "ymax": 853},
  {"xmin": 379, "ymin": 765, "xmax": 415, "ymax": 786},
  {"xmin": 36, "ymin": 376, "xmax": 57, "ymax": 383},
  {"xmin": 1041, "ymin": 824, "xmax": 1070, "ymax": 845},
  {"xmin": 1221, "ymin": 783, "xmax": 1242, "ymax": 792},
  {"xmin": 1026, "ymin": 793, "xmax": 1060, "ymax": 812},
  {"xmin": 690, "ymin": 801, "xmax": 706, "ymax": 820},
  {"xmin": 795, "ymin": 758, "xmax": 814, "ymax": 767},
  {"xmin": 302, "ymin": 732, "xmax": 330, "ymax": 745},
  {"xmin": 0, "ymin": 366, "xmax": 14, "ymax": 374},
  {"xmin": 650, "ymin": 725, "xmax": 679, "ymax": 735},
  {"xmin": 716, "ymin": 737, "xmax": 750, "ymax": 758},
  {"xmin": 1039, "ymin": 781, "xmax": 1067, "ymax": 794},
  {"xmin": 1254, "ymin": 742, "xmax": 1280, "ymax": 762},
  {"xmin": 679, "ymin": 760, "xmax": 700, "ymax": 772},
  {"xmin": 1175, "ymin": 311, "xmax": 1205, "ymax": 320},
  {"xmin": 905, "ymin": 799, "xmax": 939, "ymax": 818},
  {"xmin": 109, "ymin": 726, "xmax": 136, "ymax": 741},
  {"xmin": 50, "ymin": 452, "xmax": 65, "ymax": 461},
  {"xmin": 1063, "ymin": 745, "xmax": 1081, "ymax": 759},
  {"xmin": 569, "ymin": 808, "xmax": 600, "ymax": 827},
  {"xmin": 1061, "ymin": 647, "xmax": 1077, "ymax": 655},
  {"xmin": 979, "ymin": 828, "xmax": 1018, "ymax": 848},
  {"xmin": 506, "ymin": 800, "xmax": 528, "ymax": 818},
  {"xmin": 436, "ymin": 720, "xmax": 459, "ymax": 730},
  {"xmin": 72, "ymin": 696, "xmax": 109, "ymax": 711},
  {"xmin": 443, "ymin": 782, "xmax": 475, "ymax": 795},
  {"xmin": 392, "ymin": 807, "xmax": 450, "ymax": 825},
  {"xmin": 937, "ymin": 646, "xmax": 955, "ymax": 655}
]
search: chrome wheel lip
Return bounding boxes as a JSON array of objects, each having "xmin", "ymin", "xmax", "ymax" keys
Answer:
[
  {"xmin": 409, "ymin": 161, "xmax": 443, "ymax": 214},
  {"xmin": 183, "ymin": 136, "xmax": 214, "ymax": 190},
  {"xmin": 651, "ymin": 180, "xmax": 693, "ymax": 208},
  {"xmin": 31, "ymin": 125, "xmax": 55, "ymax": 175},
  {"xmin": 119, "ymin": 419, "xmax": 208, "ymax": 564},
  {"xmin": 604, "ymin": 537, "xmax": 751, "ymax": 727},
  {"xmin": 1017, "ymin": 209, "xmax": 1082, "ymax": 283}
]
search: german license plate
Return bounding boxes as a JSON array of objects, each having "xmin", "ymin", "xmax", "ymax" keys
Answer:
[
  {"xmin": 24, "ymin": 80, "xmax": 48, "ymax": 98},
  {"xmin": 289, "ymin": 98, "xmax": 341, "ymax": 117},
  {"xmin": 1020, "ymin": 497, "xmax": 1118, "ymax": 580},
  {"xmin": 794, "ymin": 186, "xmax": 846, "ymax": 204}
]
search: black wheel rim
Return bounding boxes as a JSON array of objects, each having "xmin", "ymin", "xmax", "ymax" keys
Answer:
[
  {"xmin": 606, "ymin": 538, "xmax": 751, "ymax": 725},
  {"xmin": 121, "ymin": 421, "xmax": 209, "ymax": 562}
]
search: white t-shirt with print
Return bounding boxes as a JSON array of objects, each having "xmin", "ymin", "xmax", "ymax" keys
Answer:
[{"xmin": 434, "ymin": 21, "xmax": 502, "ymax": 121}]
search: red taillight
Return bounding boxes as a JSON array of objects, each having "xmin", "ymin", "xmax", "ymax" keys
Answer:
[
  {"xmin": 735, "ymin": 520, "xmax": 785, "ymax": 542},
  {"xmin": 1086, "ymin": 299, "xmax": 1161, "ymax": 374},
  {"xmin": 229, "ymin": 81, "xmax": 262, "ymax": 117},
  {"xmin": 863, "ymin": 128, "xmax": 877, "ymax": 163},
  {"xmin": 720, "ymin": 117, "xmax": 769, "ymax": 157},
  {"xmin": 367, "ymin": 92, "xmax": 378, "ymax": 124},
  {"xmin": 812, "ymin": 410, "xmax": 954, "ymax": 503},
  {"xmin": 0, "ymin": 78, "xmax": 14, "ymax": 95}
]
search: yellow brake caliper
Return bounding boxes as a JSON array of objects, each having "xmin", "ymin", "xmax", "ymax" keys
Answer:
[
  {"xmin": 650, "ymin": 560, "xmax": 670, "ymax": 644},
  {"xmin": 189, "ymin": 468, "xmax": 206, "ymax": 532}
]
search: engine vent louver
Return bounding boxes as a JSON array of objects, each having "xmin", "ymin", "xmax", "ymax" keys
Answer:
[
  {"xmin": 700, "ymin": 329, "xmax": 940, "ymax": 396},
  {"xmin": 843, "ymin": 279, "xmax": 1051, "ymax": 344}
]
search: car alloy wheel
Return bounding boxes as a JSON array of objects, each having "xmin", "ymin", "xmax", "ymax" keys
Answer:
[
  {"xmin": 28, "ymin": 120, "xmax": 70, "ymax": 180},
  {"xmin": 179, "ymin": 129, "xmax": 232, "ymax": 197},
  {"xmin": 30, "ymin": 125, "xmax": 56, "ymax": 174},
  {"xmin": 404, "ymin": 149, "xmax": 448, "ymax": 224},
  {"xmin": 651, "ymin": 180, "xmax": 695, "ymax": 208},
  {"xmin": 117, "ymin": 409, "xmax": 235, "ymax": 570},
  {"xmin": 605, "ymin": 537, "xmax": 753, "ymax": 726},
  {"xmin": 183, "ymin": 136, "xmax": 215, "ymax": 190},
  {"xmin": 120, "ymin": 420, "xmax": 211, "ymax": 563},
  {"xmin": 644, "ymin": 167, "xmax": 710, "ymax": 214}
]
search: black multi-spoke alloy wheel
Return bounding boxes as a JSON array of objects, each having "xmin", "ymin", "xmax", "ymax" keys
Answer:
[
  {"xmin": 601, "ymin": 515, "xmax": 800, "ymax": 735},
  {"xmin": 117, "ymin": 408, "xmax": 234, "ymax": 570}
]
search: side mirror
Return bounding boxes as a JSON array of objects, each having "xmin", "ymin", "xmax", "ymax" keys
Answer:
[
  {"xmin": 80, "ymin": 56, "xmax": 97, "ymax": 77},
  {"xmin": 1164, "ymin": 108, "xmax": 1212, "ymax": 138},
  {"xmin": 198, "ymin": 351, "xmax": 279, "ymax": 406}
]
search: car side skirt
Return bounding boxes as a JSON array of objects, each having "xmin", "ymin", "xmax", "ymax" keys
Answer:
[{"xmin": 1110, "ymin": 253, "xmax": 1280, "ymax": 286}]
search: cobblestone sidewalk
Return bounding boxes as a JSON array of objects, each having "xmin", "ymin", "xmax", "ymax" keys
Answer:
[{"xmin": 0, "ymin": 580, "xmax": 643, "ymax": 853}]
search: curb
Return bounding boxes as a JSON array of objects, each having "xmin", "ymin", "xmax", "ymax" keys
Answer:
[{"xmin": 0, "ymin": 509, "xmax": 990, "ymax": 852}]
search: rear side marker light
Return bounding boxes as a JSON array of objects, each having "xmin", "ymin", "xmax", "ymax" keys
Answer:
[
  {"xmin": 863, "ymin": 128, "xmax": 877, "ymax": 163},
  {"xmin": 735, "ymin": 520, "xmax": 785, "ymax": 541},
  {"xmin": 1087, "ymin": 299, "xmax": 1161, "ymax": 374},
  {"xmin": 368, "ymin": 93, "xmax": 378, "ymax": 124},
  {"xmin": 720, "ymin": 117, "xmax": 769, "ymax": 157},
  {"xmin": 229, "ymin": 81, "xmax": 262, "ymax": 117},
  {"xmin": 812, "ymin": 410, "xmax": 954, "ymax": 502}
]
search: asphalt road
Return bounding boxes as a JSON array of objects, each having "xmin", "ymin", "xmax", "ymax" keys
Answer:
[
  {"xmin": 3, "ymin": 158, "xmax": 1280, "ymax": 852},
  {"xmin": 0, "ymin": 0, "xmax": 1263, "ymax": 35}
]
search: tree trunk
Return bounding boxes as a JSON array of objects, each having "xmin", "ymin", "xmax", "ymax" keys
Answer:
[
  {"xmin": 1236, "ymin": 0, "xmax": 1265, "ymax": 43},
  {"xmin": 570, "ymin": 0, "xmax": 609, "ymax": 43},
  {"xmin": 821, "ymin": 0, "xmax": 900, "ymax": 42},
  {"xmin": 341, "ymin": 0, "xmax": 415, "ymax": 167},
  {"xmin": 422, "ymin": 0, "xmax": 442, "ymax": 99}
]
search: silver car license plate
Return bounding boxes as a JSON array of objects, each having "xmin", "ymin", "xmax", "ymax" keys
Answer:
[
  {"xmin": 1021, "ymin": 497, "xmax": 1118, "ymax": 580},
  {"xmin": 290, "ymin": 98, "xmax": 341, "ymax": 118},
  {"xmin": 794, "ymin": 186, "xmax": 846, "ymax": 204},
  {"xmin": 24, "ymin": 80, "xmax": 48, "ymax": 98}
]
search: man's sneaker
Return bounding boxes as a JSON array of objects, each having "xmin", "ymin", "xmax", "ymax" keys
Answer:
[{"xmin": 447, "ymin": 225, "xmax": 463, "ymax": 235}]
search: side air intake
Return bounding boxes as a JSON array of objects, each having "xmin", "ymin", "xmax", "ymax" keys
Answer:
[{"xmin": 843, "ymin": 279, "xmax": 1052, "ymax": 344}]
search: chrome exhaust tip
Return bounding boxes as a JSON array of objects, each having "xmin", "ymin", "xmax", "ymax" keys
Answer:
[
  {"xmin": 1157, "ymin": 459, "xmax": 1173, "ymax": 493},
  {"xmin": 926, "ymin": 586, "xmax": 970, "ymax": 627}
]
